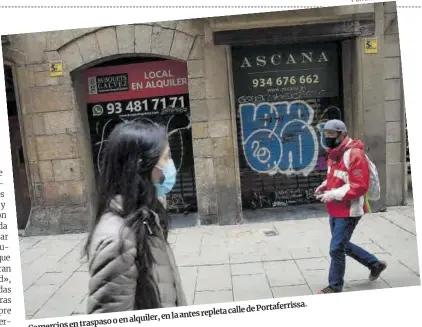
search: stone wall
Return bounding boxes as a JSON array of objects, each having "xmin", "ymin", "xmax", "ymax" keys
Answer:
[
  {"xmin": 3, "ymin": 20, "xmax": 207, "ymax": 234},
  {"xmin": 383, "ymin": 1, "xmax": 407, "ymax": 205},
  {"xmin": 193, "ymin": 22, "xmax": 240, "ymax": 225},
  {"xmin": 356, "ymin": 3, "xmax": 387, "ymax": 212},
  {"xmin": 13, "ymin": 50, "xmax": 86, "ymax": 235}
]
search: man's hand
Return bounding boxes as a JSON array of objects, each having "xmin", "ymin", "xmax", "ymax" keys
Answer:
[
  {"xmin": 315, "ymin": 183, "xmax": 326, "ymax": 195},
  {"xmin": 316, "ymin": 190, "xmax": 337, "ymax": 203}
]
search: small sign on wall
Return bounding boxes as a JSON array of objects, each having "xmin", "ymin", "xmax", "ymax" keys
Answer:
[
  {"xmin": 49, "ymin": 61, "xmax": 63, "ymax": 77},
  {"xmin": 364, "ymin": 37, "xmax": 378, "ymax": 54}
]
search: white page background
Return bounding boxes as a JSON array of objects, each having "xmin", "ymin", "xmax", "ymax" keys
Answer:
[{"xmin": 0, "ymin": 0, "xmax": 420, "ymax": 326}]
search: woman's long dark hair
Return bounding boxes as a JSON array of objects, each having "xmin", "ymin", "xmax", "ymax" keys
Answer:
[{"xmin": 83, "ymin": 120, "xmax": 170, "ymax": 309}]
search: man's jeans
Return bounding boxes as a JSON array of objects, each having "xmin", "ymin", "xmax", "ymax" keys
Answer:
[{"xmin": 329, "ymin": 216, "xmax": 380, "ymax": 291}]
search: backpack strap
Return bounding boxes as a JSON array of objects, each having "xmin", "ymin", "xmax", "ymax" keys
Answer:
[
  {"xmin": 343, "ymin": 148, "xmax": 352, "ymax": 170},
  {"xmin": 344, "ymin": 149, "xmax": 374, "ymax": 206},
  {"xmin": 343, "ymin": 148, "xmax": 369, "ymax": 171}
]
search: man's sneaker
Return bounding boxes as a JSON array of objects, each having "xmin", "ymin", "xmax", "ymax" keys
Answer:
[
  {"xmin": 369, "ymin": 260, "xmax": 387, "ymax": 281},
  {"xmin": 317, "ymin": 286, "xmax": 340, "ymax": 294}
]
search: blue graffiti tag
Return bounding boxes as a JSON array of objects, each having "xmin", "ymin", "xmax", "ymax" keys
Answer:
[
  {"xmin": 317, "ymin": 122, "xmax": 328, "ymax": 150},
  {"xmin": 240, "ymin": 100, "xmax": 321, "ymax": 176}
]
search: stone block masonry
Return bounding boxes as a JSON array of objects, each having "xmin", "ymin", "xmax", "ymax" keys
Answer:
[
  {"xmin": 4, "ymin": 19, "xmax": 208, "ymax": 235},
  {"xmin": 382, "ymin": 2, "xmax": 407, "ymax": 206}
]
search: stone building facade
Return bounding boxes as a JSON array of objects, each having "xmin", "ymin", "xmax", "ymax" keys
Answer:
[{"xmin": 2, "ymin": 2, "xmax": 408, "ymax": 236}]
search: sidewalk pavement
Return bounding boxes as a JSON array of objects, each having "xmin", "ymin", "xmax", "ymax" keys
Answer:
[{"xmin": 19, "ymin": 203, "xmax": 420, "ymax": 320}]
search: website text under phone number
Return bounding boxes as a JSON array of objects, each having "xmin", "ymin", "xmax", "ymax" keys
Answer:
[{"xmin": 252, "ymin": 74, "xmax": 320, "ymax": 88}]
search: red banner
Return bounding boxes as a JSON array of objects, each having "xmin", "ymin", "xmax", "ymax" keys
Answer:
[{"xmin": 84, "ymin": 60, "xmax": 189, "ymax": 103}]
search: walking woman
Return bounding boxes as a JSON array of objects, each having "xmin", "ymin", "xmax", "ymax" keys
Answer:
[{"xmin": 83, "ymin": 120, "xmax": 187, "ymax": 313}]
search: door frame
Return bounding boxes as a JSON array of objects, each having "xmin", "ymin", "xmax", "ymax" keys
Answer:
[{"xmin": 3, "ymin": 60, "xmax": 33, "ymax": 229}]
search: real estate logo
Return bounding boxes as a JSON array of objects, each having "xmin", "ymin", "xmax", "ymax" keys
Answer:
[{"xmin": 88, "ymin": 73, "xmax": 129, "ymax": 95}]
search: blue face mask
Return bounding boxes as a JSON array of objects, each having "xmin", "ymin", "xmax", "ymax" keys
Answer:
[{"xmin": 154, "ymin": 159, "xmax": 177, "ymax": 197}]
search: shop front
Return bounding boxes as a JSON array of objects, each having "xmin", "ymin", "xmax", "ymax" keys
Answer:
[
  {"xmin": 84, "ymin": 58, "xmax": 197, "ymax": 214},
  {"xmin": 231, "ymin": 42, "xmax": 344, "ymax": 209}
]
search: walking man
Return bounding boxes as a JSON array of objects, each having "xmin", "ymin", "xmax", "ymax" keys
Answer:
[{"xmin": 315, "ymin": 119, "xmax": 387, "ymax": 294}]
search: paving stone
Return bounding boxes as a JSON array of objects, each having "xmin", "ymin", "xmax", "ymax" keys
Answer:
[
  {"xmin": 360, "ymin": 242, "xmax": 389, "ymax": 254},
  {"xmin": 227, "ymin": 242, "xmax": 260, "ymax": 255},
  {"xmin": 201, "ymin": 234, "xmax": 228, "ymax": 247},
  {"xmin": 395, "ymin": 253, "xmax": 420, "ymax": 276},
  {"xmin": 20, "ymin": 247, "xmax": 49, "ymax": 265},
  {"xmin": 232, "ymin": 274, "xmax": 272, "ymax": 302},
  {"xmin": 42, "ymin": 255, "xmax": 83, "ymax": 273},
  {"xmin": 226, "ymin": 228, "xmax": 262, "ymax": 241},
  {"xmin": 263, "ymin": 261, "xmax": 306, "ymax": 287},
  {"xmin": 296, "ymin": 257, "xmax": 329, "ymax": 271},
  {"xmin": 174, "ymin": 252, "xmax": 200, "ymax": 267},
  {"xmin": 178, "ymin": 267, "xmax": 198, "ymax": 305},
  {"xmin": 344, "ymin": 256, "xmax": 373, "ymax": 282},
  {"xmin": 301, "ymin": 269, "xmax": 331, "ymax": 294},
  {"xmin": 258, "ymin": 245, "xmax": 292, "ymax": 261},
  {"xmin": 71, "ymin": 296, "xmax": 87, "ymax": 315},
  {"xmin": 269, "ymin": 233, "xmax": 310, "ymax": 247},
  {"xmin": 344, "ymin": 279, "xmax": 391, "ymax": 292},
  {"xmin": 198, "ymin": 246, "xmax": 230, "ymax": 265},
  {"xmin": 196, "ymin": 265, "xmax": 231, "ymax": 291},
  {"xmin": 288, "ymin": 246, "xmax": 326, "ymax": 259},
  {"xmin": 59, "ymin": 244, "xmax": 85, "ymax": 264},
  {"xmin": 175, "ymin": 233, "xmax": 202, "ymax": 252},
  {"xmin": 382, "ymin": 275, "xmax": 421, "ymax": 288},
  {"xmin": 272, "ymin": 285, "xmax": 313, "ymax": 299},
  {"xmin": 377, "ymin": 254, "xmax": 421, "ymax": 288},
  {"xmin": 24, "ymin": 284, "xmax": 57, "ymax": 316},
  {"xmin": 33, "ymin": 271, "xmax": 89, "ymax": 319},
  {"xmin": 230, "ymin": 252, "xmax": 262, "ymax": 264},
  {"xmin": 231, "ymin": 262, "xmax": 264, "ymax": 276},
  {"xmin": 350, "ymin": 232, "xmax": 374, "ymax": 245},
  {"xmin": 35, "ymin": 272, "xmax": 73, "ymax": 286},
  {"xmin": 201, "ymin": 226, "xmax": 228, "ymax": 239},
  {"xmin": 380, "ymin": 212, "xmax": 417, "ymax": 234},
  {"xmin": 19, "ymin": 238, "xmax": 42, "ymax": 253},
  {"xmin": 312, "ymin": 242, "xmax": 331, "ymax": 259},
  {"xmin": 194, "ymin": 291, "xmax": 233, "ymax": 305},
  {"xmin": 32, "ymin": 238, "xmax": 81, "ymax": 250},
  {"xmin": 378, "ymin": 239, "xmax": 418, "ymax": 260},
  {"xmin": 21, "ymin": 259, "xmax": 59, "ymax": 291}
]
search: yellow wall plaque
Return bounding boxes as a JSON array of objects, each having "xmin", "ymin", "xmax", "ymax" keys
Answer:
[
  {"xmin": 364, "ymin": 38, "xmax": 378, "ymax": 54},
  {"xmin": 49, "ymin": 61, "xmax": 63, "ymax": 77}
]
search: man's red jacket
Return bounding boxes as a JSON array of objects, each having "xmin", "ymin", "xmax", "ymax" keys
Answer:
[{"xmin": 318, "ymin": 136, "xmax": 370, "ymax": 218}]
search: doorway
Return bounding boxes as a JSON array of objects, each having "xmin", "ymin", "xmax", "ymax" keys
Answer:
[
  {"xmin": 231, "ymin": 42, "xmax": 344, "ymax": 211},
  {"xmin": 82, "ymin": 57, "xmax": 198, "ymax": 214},
  {"xmin": 3, "ymin": 64, "xmax": 32, "ymax": 229}
]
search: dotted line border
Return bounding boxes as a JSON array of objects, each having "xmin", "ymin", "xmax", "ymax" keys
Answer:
[{"xmin": 0, "ymin": 5, "xmax": 420, "ymax": 9}]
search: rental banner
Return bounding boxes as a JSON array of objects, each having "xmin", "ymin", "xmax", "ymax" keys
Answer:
[{"xmin": 84, "ymin": 60, "xmax": 189, "ymax": 103}]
